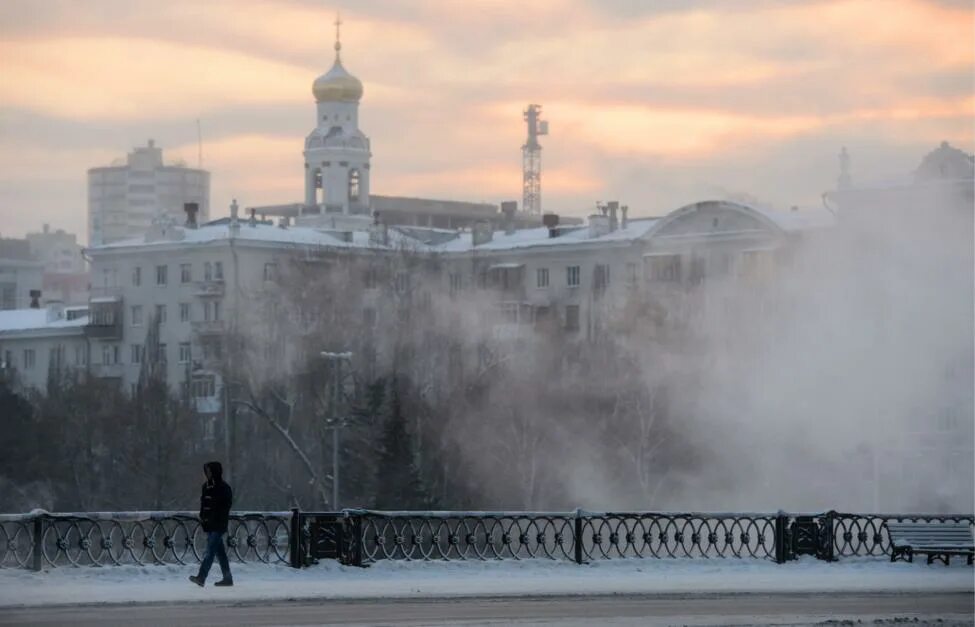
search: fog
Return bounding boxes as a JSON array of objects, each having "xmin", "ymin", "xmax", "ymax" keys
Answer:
[{"xmin": 385, "ymin": 181, "xmax": 974, "ymax": 515}]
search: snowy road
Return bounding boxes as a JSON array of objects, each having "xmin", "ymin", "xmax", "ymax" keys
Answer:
[{"xmin": 0, "ymin": 592, "xmax": 972, "ymax": 626}]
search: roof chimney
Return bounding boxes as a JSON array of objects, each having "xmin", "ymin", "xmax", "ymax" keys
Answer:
[
  {"xmin": 249, "ymin": 208, "xmax": 257, "ymax": 227},
  {"xmin": 29, "ymin": 289, "xmax": 41, "ymax": 309},
  {"xmin": 607, "ymin": 201, "xmax": 619, "ymax": 232},
  {"xmin": 500, "ymin": 201, "xmax": 517, "ymax": 236},
  {"xmin": 184, "ymin": 202, "xmax": 199, "ymax": 228},
  {"xmin": 542, "ymin": 213, "xmax": 560, "ymax": 238},
  {"xmin": 621, "ymin": 205, "xmax": 629, "ymax": 229},
  {"xmin": 589, "ymin": 214, "xmax": 610, "ymax": 238},
  {"xmin": 228, "ymin": 199, "xmax": 240, "ymax": 236}
]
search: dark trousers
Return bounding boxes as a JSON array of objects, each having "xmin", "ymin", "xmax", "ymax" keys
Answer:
[{"xmin": 198, "ymin": 531, "xmax": 232, "ymax": 581}]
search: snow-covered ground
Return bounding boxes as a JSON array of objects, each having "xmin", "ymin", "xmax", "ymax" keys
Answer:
[{"xmin": 0, "ymin": 557, "xmax": 971, "ymax": 608}]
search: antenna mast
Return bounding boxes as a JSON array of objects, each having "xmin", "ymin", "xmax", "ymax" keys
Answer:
[{"xmin": 522, "ymin": 104, "xmax": 548, "ymax": 215}]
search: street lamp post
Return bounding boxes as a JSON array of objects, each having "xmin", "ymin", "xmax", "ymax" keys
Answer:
[{"xmin": 322, "ymin": 351, "xmax": 353, "ymax": 510}]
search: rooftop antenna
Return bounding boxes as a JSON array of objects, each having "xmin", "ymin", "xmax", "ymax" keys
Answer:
[
  {"xmin": 196, "ymin": 119, "xmax": 203, "ymax": 169},
  {"xmin": 522, "ymin": 104, "xmax": 548, "ymax": 216}
]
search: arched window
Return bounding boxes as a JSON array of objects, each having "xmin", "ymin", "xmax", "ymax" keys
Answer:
[
  {"xmin": 314, "ymin": 169, "xmax": 325, "ymax": 207},
  {"xmin": 348, "ymin": 169, "xmax": 361, "ymax": 201}
]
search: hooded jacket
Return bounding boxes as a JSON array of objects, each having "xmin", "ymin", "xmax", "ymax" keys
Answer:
[{"xmin": 199, "ymin": 461, "xmax": 233, "ymax": 534}]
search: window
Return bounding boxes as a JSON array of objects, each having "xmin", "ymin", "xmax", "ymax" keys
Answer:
[
  {"xmin": 132, "ymin": 266, "xmax": 142, "ymax": 287},
  {"xmin": 537, "ymin": 268, "xmax": 549, "ymax": 288},
  {"xmin": 565, "ymin": 305, "xmax": 580, "ymax": 331},
  {"xmin": 4, "ymin": 350, "xmax": 13, "ymax": 368},
  {"xmin": 131, "ymin": 305, "xmax": 143, "ymax": 326},
  {"xmin": 204, "ymin": 301, "xmax": 222, "ymax": 322},
  {"xmin": 395, "ymin": 272, "xmax": 409, "ymax": 294},
  {"xmin": 49, "ymin": 346, "xmax": 64, "ymax": 369},
  {"xmin": 157, "ymin": 343, "xmax": 168, "ymax": 364},
  {"xmin": 156, "ymin": 265, "xmax": 168, "ymax": 286},
  {"xmin": 23, "ymin": 349, "xmax": 35, "ymax": 370},
  {"xmin": 131, "ymin": 344, "xmax": 144, "ymax": 364},
  {"xmin": 155, "ymin": 304, "xmax": 167, "ymax": 324},
  {"xmin": 263, "ymin": 263, "xmax": 277, "ymax": 282},
  {"xmin": 649, "ymin": 255, "xmax": 681, "ymax": 282},
  {"xmin": 364, "ymin": 267, "xmax": 379, "ymax": 289},
  {"xmin": 74, "ymin": 345, "xmax": 87, "ymax": 366},
  {"xmin": 688, "ymin": 256, "xmax": 706, "ymax": 285},
  {"xmin": 349, "ymin": 169, "xmax": 361, "ymax": 201},
  {"xmin": 214, "ymin": 262, "xmax": 223, "ymax": 281},
  {"xmin": 594, "ymin": 264, "xmax": 611, "ymax": 291},
  {"xmin": 180, "ymin": 263, "xmax": 191, "ymax": 283},
  {"xmin": 534, "ymin": 305, "xmax": 551, "ymax": 328},
  {"xmin": 101, "ymin": 344, "xmax": 118, "ymax": 365},
  {"xmin": 204, "ymin": 262, "xmax": 212, "ymax": 281},
  {"xmin": 179, "ymin": 303, "xmax": 190, "ymax": 322},
  {"xmin": 363, "ymin": 307, "xmax": 377, "ymax": 327},
  {"xmin": 178, "ymin": 342, "xmax": 191, "ymax": 364},
  {"xmin": 625, "ymin": 262, "xmax": 638, "ymax": 285},
  {"xmin": 449, "ymin": 273, "xmax": 463, "ymax": 296},
  {"xmin": 191, "ymin": 374, "xmax": 217, "ymax": 398},
  {"xmin": 567, "ymin": 265, "xmax": 580, "ymax": 287}
]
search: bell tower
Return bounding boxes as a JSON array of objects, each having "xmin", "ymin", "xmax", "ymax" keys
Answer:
[{"xmin": 303, "ymin": 15, "xmax": 371, "ymax": 218}]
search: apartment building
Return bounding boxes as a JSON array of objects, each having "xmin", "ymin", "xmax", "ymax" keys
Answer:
[{"xmin": 88, "ymin": 140, "xmax": 210, "ymax": 246}]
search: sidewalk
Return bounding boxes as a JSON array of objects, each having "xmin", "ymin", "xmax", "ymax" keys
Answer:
[{"xmin": 0, "ymin": 557, "xmax": 971, "ymax": 608}]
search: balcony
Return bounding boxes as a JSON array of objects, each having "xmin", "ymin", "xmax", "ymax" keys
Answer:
[
  {"xmin": 192, "ymin": 320, "xmax": 225, "ymax": 336},
  {"xmin": 85, "ymin": 297, "xmax": 123, "ymax": 340},
  {"xmin": 194, "ymin": 280, "xmax": 225, "ymax": 297}
]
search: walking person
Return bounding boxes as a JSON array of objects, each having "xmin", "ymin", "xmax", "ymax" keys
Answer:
[{"xmin": 189, "ymin": 461, "xmax": 234, "ymax": 587}]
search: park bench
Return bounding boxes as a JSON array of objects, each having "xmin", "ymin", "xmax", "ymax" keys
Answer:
[{"xmin": 886, "ymin": 521, "xmax": 974, "ymax": 566}]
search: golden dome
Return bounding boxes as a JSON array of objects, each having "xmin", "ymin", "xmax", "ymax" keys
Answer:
[{"xmin": 312, "ymin": 44, "xmax": 362, "ymax": 104}]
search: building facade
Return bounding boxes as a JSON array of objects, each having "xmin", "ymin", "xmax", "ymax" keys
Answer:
[
  {"xmin": 88, "ymin": 140, "xmax": 210, "ymax": 246},
  {"xmin": 0, "ymin": 238, "xmax": 44, "ymax": 311},
  {"xmin": 0, "ymin": 303, "xmax": 89, "ymax": 390},
  {"xmin": 25, "ymin": 224, "xmax": 89, "ymax": 306}
]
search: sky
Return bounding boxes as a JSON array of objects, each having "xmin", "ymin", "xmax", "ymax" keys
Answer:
[{"xmin": 0, "ymin": 0, "xmax": 972, "ymax": 244}]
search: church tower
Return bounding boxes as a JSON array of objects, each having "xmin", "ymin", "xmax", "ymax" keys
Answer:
[{"xmin": 303, "ymin": 16, "xmax": 371, "ymax": 217}]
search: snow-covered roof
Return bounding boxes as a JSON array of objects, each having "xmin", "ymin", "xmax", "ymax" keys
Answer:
[
  {"xmin": 88, "ymin": 202, "xmax": 831, "ymax": 259},
  {"xmin": 432, "ymin": 218, "xmax": 661, "ymax": 254},
  {"xmin": 0, "ymin": 308, "xmax": 89, "ymax": 335},
  {"xmin": 746, "ymin": 204, "xmax": 835, "ymax": 232}
]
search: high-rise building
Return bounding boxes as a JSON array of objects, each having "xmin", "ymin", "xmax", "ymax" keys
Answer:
[
  {"xmin": 0, "ymin": 238, "xmax": 43, "ymax": 310},
  {"xmin": 88, "ymin": 140, "xmax": 210, "ymax": 245}
]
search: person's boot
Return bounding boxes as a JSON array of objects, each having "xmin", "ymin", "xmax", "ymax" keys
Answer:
[
  {"xmin": 188, "ymin": 575, "xmax": 204, "ymax": 587},
  {"xmin": 214, "ymin": 578, "xmax": 233, "ymax": 587}
]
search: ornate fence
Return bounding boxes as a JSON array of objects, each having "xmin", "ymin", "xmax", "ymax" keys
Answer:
[
  {"xmin": 340, "ymin": 510, "xmax": 779, "ymax": 564},
  {"xmin": 0, "ymin": 511, "xmax": 292, "ymax": 570},
  {"xmin": 3, "ymin": 509, "xmax": 971, "ymax": 570}
]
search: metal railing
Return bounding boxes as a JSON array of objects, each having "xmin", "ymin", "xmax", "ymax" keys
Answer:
[
  {"xmin": 346, "ymin": 510, "xmax": 779, "ymax": 563},
  {"xmin": 3, "ymin": 508, "xmax": 971, "ymax": 570},
  {"xmin": 0, "ymin": 510, "xmax": 291, "ymax": 570}
]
